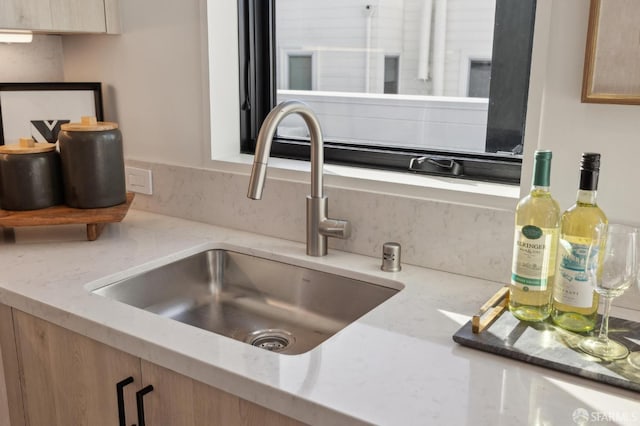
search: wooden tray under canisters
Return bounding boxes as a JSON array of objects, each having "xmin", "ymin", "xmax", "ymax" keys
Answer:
[{"xmin": 0, "ymin": 192, "xmax": 134, "ymax": 241}]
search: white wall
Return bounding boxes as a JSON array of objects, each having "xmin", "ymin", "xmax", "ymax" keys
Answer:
[
  {"xmin": 61, "ymin": 0, "xmax": 209, "ymax": 166},
  {"xmin": 524, "ymin": 0, "xmax": 640, "ymax": 225},
  {"xmin": 0, "ymin": 35, "xmax": 64, "ymax": 82}
]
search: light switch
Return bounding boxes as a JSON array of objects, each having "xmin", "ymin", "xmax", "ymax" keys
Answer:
[{"xmin": 125, "ymin": 167, "xmax": 153, "ymax": 195}]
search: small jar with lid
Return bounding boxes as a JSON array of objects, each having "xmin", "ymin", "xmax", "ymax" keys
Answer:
[
  {"xmin": 58, "ymin": 116, "xmax": 126, "ymax": 208},
  {"xmin": 0, "ymin": 138, "xmax": 63, "ymax": 210}
]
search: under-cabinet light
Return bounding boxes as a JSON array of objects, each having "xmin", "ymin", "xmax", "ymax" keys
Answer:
[{"xmin": 0, "ymin": 31, "xmax": 33, "ymax": 43}]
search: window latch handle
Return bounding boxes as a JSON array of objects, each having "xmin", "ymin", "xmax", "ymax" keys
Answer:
[{"xmin": 409, "ymin": 156, "xmax": 463, "ymax": 176}]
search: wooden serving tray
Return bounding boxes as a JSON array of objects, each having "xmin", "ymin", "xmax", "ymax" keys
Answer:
[{"xmin": 0, "ymin": 192, "xmax": 135, "ymax": 241}]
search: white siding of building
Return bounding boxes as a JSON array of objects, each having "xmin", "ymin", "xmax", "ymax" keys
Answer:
[
  {"xmin": 398, "ymin": 0, "xmax": 431, "ymax": 95},
  {"xmin": 278, "ymin": 91, "xmax": 488, "ymax": 152},
  {"xmin": 276, "ymin": 0, "xmax": 495, "ymax": 97},
  {"xmin": 275, "ymin": 0, "xmax": 494, "ymax": 152},
  {"xmin": 277, "ymin": 1, "xmax": 370, "ymax": 92},
  {"xmin": 444, "ymin": 0, "xmax": 496, "ymax": 96}
]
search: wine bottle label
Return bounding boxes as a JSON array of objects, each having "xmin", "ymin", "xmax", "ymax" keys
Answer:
[
  {"xmin": 511, "ymin": 225, "xmax": 558, "ymax": 291},
  {"xmin": 553, "ymin": 239, "xmax": 597, "ymax": 308}
]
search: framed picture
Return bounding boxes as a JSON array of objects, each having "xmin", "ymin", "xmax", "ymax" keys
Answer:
[
  {"xmin": 0, "ymin": 82, "xmax": 103, "ymax": 145},
  {"xmin": 582, "ymin": 0, "xmax": 640, "ymax": 104}
]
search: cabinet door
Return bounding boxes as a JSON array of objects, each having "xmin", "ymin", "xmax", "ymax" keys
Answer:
[
  {"xmin": 13, "ymin": 310, "xmax": 141, "ymax": 426},
  {"xmin": 0, "ymin": 0, "xmax": 52, "ymax": 31},
  {"xmin": 0, "ymin": 0, "xmax": 114, "ymax": 33},
  {"xmin": 49, "ymin": 0, "xmax": 106, "ymax": 32},
  {"xmin": 141, "ymin": 360, "xmax": 305, "ymax": 426},
  {"xmin": 0, "ymin": 304, "xmax": 25, "ymax": 426}
]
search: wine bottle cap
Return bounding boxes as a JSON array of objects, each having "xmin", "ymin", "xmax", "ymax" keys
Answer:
[
  {"xmin": 581, "ymin": 152, "xmax": 601, "ymax": 172},
  {"xmin": 532, "ymin": 150, "xmax": 552, "ymax": 187},
  {"xmin": 535, "ymin": 150, "xmax": 552, "ymax": 161},
  {"xmin": 579, "ymin": 152, "xmax": 600, "ymax": 190}
]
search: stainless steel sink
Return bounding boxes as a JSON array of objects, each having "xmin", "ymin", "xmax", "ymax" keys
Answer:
[{"xmin": 92, "ymin": 249, "xmax": 401, "ymax": 355}]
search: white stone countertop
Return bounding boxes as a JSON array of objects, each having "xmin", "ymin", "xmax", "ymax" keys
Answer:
[{"xmin": 1, "ymin": 210, "xmax": 639, "ymax": 425}]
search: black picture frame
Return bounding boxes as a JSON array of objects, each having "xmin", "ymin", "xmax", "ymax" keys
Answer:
[{"xmin": 0, "ymin": 82, "xmax": 103, "ymax": 146}]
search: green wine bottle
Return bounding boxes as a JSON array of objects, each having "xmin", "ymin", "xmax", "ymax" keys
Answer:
[
  {"xmin": 509, "ymin": 150, "xmax": 560, "ymax": 322},
  {"xmin": 551, "ymin": 153, "xmax": 607, "ymax": 332}
]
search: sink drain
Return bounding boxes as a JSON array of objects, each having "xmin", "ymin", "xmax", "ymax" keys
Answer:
[{"xmin": 246, "ymin": 329, "xmax": 294, "ymax": 352}]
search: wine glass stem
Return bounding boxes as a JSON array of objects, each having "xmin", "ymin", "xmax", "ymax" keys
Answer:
[{"xmin": 597, "ymin": 295, "xmax": 613, "ymax": 341}]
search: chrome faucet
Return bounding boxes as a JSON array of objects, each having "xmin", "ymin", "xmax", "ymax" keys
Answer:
[{"xmin": 247, "ymin": 100, "xmax": 351, "ymax": 256}]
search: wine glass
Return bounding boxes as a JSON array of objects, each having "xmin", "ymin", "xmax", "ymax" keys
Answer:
[
  {"xmin": 579, "ymin": 224, "xmax": 639, "ymax": 361},
  {"xmin": 629, "ymin": 268, "xmax": 640, "ymax": 368}
]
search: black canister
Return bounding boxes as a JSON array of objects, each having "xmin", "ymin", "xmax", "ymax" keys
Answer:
[
  {"xmin": 0, "ymin": 139, "xmax": 63, "ymax": 210},
  {"xmin": 58, "ymin": 117, "xmax": 126, "ymax": 208}
]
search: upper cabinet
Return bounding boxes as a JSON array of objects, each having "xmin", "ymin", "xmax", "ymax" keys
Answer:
[{"xmin": 0, "ymin": 0, "xmax": 120, "ymax": 34}]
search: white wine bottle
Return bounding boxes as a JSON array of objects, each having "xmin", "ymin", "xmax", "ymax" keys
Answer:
[
  {"xmin": 509, "ymin": 150, "xmax": 560, "ymax": 322},
  {"xmin": 551, "ymin": 152, "xmax": 607, "ymax": 332}
]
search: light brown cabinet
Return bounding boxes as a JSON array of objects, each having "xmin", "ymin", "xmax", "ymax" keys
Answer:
[
  {"xmin": 12, "ymin": 309, "xmax": 141, "ymax": 425},
  {"xmin": 140, "ymin": 361, "xmax": 302, "ymax": 426},
  {"xmin": 0, "ymin": 306, "xmax": 304, "ymax": 426},
  {"xmin": 0, "ymin": 0, "xmax": 120, "ymax": 33}
]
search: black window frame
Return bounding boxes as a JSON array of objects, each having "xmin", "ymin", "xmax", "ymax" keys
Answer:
[{"xmin": 238, "ymin": 0, "xmax": 536, "ymax": 185}]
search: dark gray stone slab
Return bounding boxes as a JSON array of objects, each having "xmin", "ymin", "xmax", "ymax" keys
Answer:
[{"xmin": 453, "ymin": 313, "xmax": 640, "ymax": 393}]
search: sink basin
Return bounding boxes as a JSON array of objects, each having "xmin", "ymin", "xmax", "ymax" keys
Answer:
[{"xmin": 92, "ymin": 249, "xmax": 401, "ymax": 355}]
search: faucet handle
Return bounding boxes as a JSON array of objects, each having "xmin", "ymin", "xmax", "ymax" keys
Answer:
[{"xmin": 319, "ymin": 218, "xmax": 351, "ymax": 239}]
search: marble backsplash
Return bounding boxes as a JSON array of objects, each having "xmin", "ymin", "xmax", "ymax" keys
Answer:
[{"xmin": 126, "ymin": 160, "xmax": 515, "ymax": 284}]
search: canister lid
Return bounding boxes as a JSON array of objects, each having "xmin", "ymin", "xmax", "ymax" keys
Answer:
[
  {"xmin": 60, "ymin": 116, "xmax": 118, "ymax": 132},
  {"xmin": 0, "ymin": 138, "xmax": 56, "ymax": 155}
]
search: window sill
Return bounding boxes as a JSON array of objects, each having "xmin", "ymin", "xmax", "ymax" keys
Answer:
[{"xmin": 207, "ymin": 153, "xmax": 519, "ymax": 210}]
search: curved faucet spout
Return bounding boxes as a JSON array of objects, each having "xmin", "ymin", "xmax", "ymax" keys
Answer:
[
  {"xmin": 247, "ymin": 100, "xmax": 324, "ymax": 200},
  {"xmin": 247, "ymin": 100, "xmax": 350, "ymax": 256}
]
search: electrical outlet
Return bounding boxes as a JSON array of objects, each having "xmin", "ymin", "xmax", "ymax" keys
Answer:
[{"xmin": 125, "ymin": 167, "xmax": 153, "ymax": 195}]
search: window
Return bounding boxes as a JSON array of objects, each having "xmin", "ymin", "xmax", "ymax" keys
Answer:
[
  {"xmin": 384, "ymin": 56, "xmax": 399, "ymax": 95},
  {"xmin": 287, "ymin": 55, "xmax": 312, "ymax": 90},
  {"xmin": 238, "ymin": 0, "xmax": 537, "ymax": 184},
  {"xmin": 468, "ymin": 60, "xmax": 492, "ymax": 98}
]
